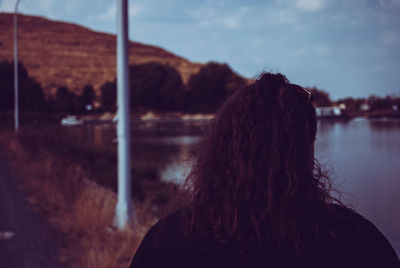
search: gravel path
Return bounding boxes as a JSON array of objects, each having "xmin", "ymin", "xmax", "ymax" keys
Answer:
[{"xmin": 0, "ymin": 151, "xmax": 68, "ymax": 268}]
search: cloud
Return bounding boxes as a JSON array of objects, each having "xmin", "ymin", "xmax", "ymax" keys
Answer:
[
  {"xmin": 189, "ymin": 7, "xmax": 211, "ymax": 18},
  {"xmin": 382, "ymin": 31, "xmax": 400, "ymax": 46},
  {"xmin": 295, "ymin": 0, "xmax": 327, "ymax": 11},
  {"xmin": 35, "ymin": 0, "xmax": 56, "ymax": 13},
  {"xmin": 90, "ymin": 3, "xmax": 116, "ymax": 21},
  {"xmin": 369, "ymin": 63, "xmax": 386, "ymax": 73},
  {"xmin": 218, "ymin": 15, "xmax": 240, "ymax": 29},
  {"xmin": 274, "ymin": 9, "xmax": 298, "ymax": 25},
  {"xmin": 379, "ymin": 0, "xmax": 400, "ymax": 9},
  {"xmin": 1, "ymin": 0, "xmax": 66, "ymax": 18},
  {"xmin": 0, "ymin": 0, "xmax": 14, "ymax": 11},
  {"xmin": 129, "ymin": 2, "xmax": 143, "ymax": 17},
  {"xmin": 189, "ymin": 5, "xmax": 250, "ymax": 29},
  {"xmin": 88, "ymin": 1, "xmax": 143, "ymax": 21},
  {"xmin": 313, "ymin": 44, "xmax": 332, "ymax": 56}
]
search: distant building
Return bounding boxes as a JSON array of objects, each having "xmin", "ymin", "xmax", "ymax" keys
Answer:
[
  {"xmin": 315, "ymin": 107, "xmax": 342, "ymax": 117},
  {"xmin": 360, "ymin": 103, "xmax": 370, "ymax": 111}
]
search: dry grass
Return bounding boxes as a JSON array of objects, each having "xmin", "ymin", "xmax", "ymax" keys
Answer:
[{"xmin": 0, "ymin": 129, "xmax": 161, "ymax": 268}]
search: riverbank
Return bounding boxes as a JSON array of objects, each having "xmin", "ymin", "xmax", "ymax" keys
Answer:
[
  {"xmin": 0, "ymin": 127, "xmax": 178, "ymax": 267},
  {"xmin": 2, "ymin": 109, "xmax": 399, "ymax": 129},
  {"xmin": 62, "ymin": 110, "xmax": 400, "ymax": 125}
]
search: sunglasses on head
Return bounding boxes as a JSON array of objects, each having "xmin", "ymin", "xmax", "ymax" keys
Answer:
[{"xmin": 293, "ymin": 86, "xmax": 313, "ymax": 105}]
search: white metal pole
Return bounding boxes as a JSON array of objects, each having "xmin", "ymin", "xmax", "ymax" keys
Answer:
[
  {"xmin": 115, "ymin": 0, "xmax": 135, "ymax": 229},
  {"xmin": 14, "ymin": 0, "xmax": 21, "ymax": 132}
]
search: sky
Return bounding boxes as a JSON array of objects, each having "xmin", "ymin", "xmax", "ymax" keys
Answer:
[{"xmin": 1, "ymin": 0, "xmax": 399, "ymax": 100}]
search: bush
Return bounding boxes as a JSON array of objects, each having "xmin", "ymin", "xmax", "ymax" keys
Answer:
[
  {"xmin": 100, "ymin": 81, "xmax": 117, "ymax": 113},
  {"xmin": 80, "ymin": 85, "xmax": 95, "ymax": 113},
  {"xmin": 52, "ymin": 86, "xmax": 80, "ymax": 114},
  {"xmin": 187, "ymin": 62, "xmax": 246, "ymax": 113},
  {"xmin": 130, "ymin": 62, "xmax": 186, "ymax": 112},
  {"xmin": 368, "ymin": 95, "xmax": 393, "ymax": 111},
  {"xmin": 99, "ymin": 63, "xmax": 186, "ymax": 112},
  {"xmin": 0, "ymin": 61, "xmax": 46, "ymax": 112},
  {"xmin": 307, "ymin": 87, "xmax": 332, "ymax": 107}
]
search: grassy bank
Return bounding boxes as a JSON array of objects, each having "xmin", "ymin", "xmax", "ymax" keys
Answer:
[{"xmin": 0, "ymin": 126, "xmax": 178, "ymax": 267}]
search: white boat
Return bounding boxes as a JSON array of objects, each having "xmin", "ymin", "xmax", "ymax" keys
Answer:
[
  {"xmin": 316, "ymin": 107, "xmax": 346, "ymax": 118},
  {"xmin": 181, "ymin": 113, "xmax": 214, "ymax": 121},
  {"xmin": 61, "ymin": 115, "xmax": 83, "ymax": 126}
]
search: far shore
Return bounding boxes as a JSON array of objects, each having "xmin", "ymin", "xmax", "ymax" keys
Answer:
[
  {"xmin": 1, "ymin": 109, "xmax": 400, "ymax": 127},
  {"xmin": 69, "ymin": 110, "xmax": 400, "ymax": 124}
]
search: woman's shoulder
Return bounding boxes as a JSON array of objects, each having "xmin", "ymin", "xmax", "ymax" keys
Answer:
[
  {"xmin": 137, "ymin": 208, "xmax": 189, "ymax": 248},
  {"xmin": 129, "ymin": 209, "xmax": 191, "ymax": 268},
  {"xmin": 326, "ymin": 203, "xmax": 399, "ymax": 266},
  {"xmin": 130, "ymin": 208, "xmax": 241, "ymax": 268}
]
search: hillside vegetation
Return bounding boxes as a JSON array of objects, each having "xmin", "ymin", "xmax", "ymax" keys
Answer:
[{"xmin": 0, "ymin": 13, "xmax": 203, "ymax": 96}]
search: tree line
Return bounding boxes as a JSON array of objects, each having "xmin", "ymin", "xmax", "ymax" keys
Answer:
[
  {"xmin": 100, "ymin": 61, "xmax": 247, "ymax": 113},
  {"xmin": 307, "ymin": 86, "xmax": 400, "ymax": 113},
  {"xmin": 0, "ymin": 61, "xmax": 95, "ymax": 114},
  {"xmin": 0, "ymin": 61, "xmax": 246, "ymax": 115},
  {"xmin": 1, "ymin": 60, "xmax": 398, "ymax": 115}
]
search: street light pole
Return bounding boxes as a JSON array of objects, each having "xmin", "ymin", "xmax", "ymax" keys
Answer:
[
  {"xmin": 14, "ymin": 0, "xmax": 21, "ymax": 131},
  {"xmin": 114, "ymin": 0, "xmax": 135, "ymax": 230}
]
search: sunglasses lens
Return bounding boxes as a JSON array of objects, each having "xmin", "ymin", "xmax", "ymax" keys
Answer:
[
  {"xmin": 308, "ymin": 93, "xmax": 314, "ymax": 104},
  {"xmin": 294, "ymin": 87, "xmax": 313, "ymax": 105}
]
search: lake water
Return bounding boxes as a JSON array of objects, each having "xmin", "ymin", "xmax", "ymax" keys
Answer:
[{"xmin": 66, "ymin": 118, "xmax": 400, "ymax": 256}]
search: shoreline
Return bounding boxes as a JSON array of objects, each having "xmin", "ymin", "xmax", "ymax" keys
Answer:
[
  {"xmin": 2, "ymin": 110, "xmax": 400, "ymax": 127},
  {"xmin": 0, "ymin": 128, "xmax": 172, "ymax": 268}
]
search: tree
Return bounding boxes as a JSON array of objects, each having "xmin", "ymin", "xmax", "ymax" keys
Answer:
[
  {"xmin": 0, "ymin": 61, "xmax": 46, "ymax": 112},
  {"xmin": 130, "ymin": 62, "xmax": 186, "ymax": 111},
  {"xmin": 99, "ymin": 63, "xmax": 187, "ymax": 112},
  {"xmin": 368, "ymin": 95, "xmax": 392, "ymax": 111},
  {"xmin": 306, "ymin": 87, "xmax": 332, "ymax": 107},
  {"xmin": 187, "ymin": 62, "xmax": 246, "ymax": 112},
  {"xmin": 391, "ymin": 96, "xmax": 400, "ymax": 109},
  {"xmin": 53, "ymin": 86, "xmax": 79, "ymax": 114},
  {"xmin": 80, "ymin": 85, "xmax": 95, "ymax": 112},
  {"xmin": 100, "ymin": 81, "xmax": 116, "ymax": 112}
]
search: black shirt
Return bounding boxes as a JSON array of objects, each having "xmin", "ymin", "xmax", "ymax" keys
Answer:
[{"xmin": 130, "ymin": 205, "xmax": 399, "ymax": 268}]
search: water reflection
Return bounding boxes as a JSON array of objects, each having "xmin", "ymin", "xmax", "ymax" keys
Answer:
[
  {"xmin": 137, "ymin": 136, "xmax": 200, "ymax": 146},
  {"xmin": 315, "ymin": 118, "xmax": 400, "ymax": 255},
  {"xmin": 369, "ymin": 118, "xmax": 400, "ymax": 132},
  {"xmin": 64, "ymin": 118, "xmax": 400, "ymax": 255}
]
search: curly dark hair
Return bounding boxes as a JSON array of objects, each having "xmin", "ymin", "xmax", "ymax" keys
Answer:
[{"xmin": 177, "ymin": 72, "xmax": 339, "ymax": 258}]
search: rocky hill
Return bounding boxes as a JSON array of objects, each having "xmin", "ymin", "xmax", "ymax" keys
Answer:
[{"xmin": 0, "ymin": 13, "xmax": 203, "ymax": 97}]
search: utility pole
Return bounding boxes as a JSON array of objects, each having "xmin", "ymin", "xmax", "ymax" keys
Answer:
[
  {"xmin": 14, "ymin": 0, "xmax": 21, "ymax": 131},
  {"xmin": 114, "ymin": 0, "xmax": 135, "ymax": 229}
]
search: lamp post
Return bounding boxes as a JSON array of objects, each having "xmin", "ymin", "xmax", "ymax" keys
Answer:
[
  {"xmin": 14, "ymin": 0, "xmax": 21, "ymax": 131},
  {"xmin": 114, "ymin": 0, "xmax": 135, "ymax": 230}
]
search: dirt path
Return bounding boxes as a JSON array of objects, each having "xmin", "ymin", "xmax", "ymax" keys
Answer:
[{"xmin": 0, "ymin": 151, "xmax": 68, "ymax": 268}]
